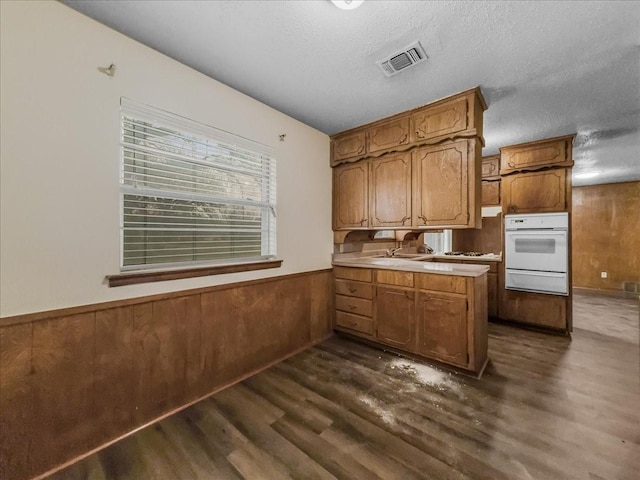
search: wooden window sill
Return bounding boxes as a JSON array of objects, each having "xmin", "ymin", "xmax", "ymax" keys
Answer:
[{"xmin": 106, "ymin": 259, "xmax": 283, "ymax": 287}]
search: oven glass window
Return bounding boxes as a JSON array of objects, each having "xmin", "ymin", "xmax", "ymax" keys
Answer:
[{"xmin": 514, "ymin": 238, "xmax": 556, "ymax": 254}]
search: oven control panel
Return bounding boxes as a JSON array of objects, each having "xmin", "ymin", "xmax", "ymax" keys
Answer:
[{"xmin": 505, "ymin": 212, "xmax": 568, "ymax": 230}]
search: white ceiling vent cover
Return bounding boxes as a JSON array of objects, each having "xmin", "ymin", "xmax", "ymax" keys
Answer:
[{"xmin": 376, "ymin": 41, "xmax": 427, "ymax": 77}]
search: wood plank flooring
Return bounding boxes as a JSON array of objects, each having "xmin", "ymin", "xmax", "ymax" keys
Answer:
[{"xmin": 49, "ymin": 294, "xmax": 639, "ymax": 480}]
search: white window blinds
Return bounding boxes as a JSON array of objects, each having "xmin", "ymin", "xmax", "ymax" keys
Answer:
[{"xmin": 120, "ymin": 98, "xmax": 276, "ymax": 270}]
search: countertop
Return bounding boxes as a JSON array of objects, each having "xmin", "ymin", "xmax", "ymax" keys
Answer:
[{"xmin": 332, "ymin": 252, "xmax": 495, "ymax": 278}]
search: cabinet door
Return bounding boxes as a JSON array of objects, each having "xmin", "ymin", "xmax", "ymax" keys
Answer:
[
  {"xmin": 409, "ymin": 97, "xmax": 469, "ymax": 143},
  {"xmin": 376, "ymin": 287, "xmax": 415, "ymax": 349},
  {"xmin": 500, "ymin": 135, "xmax": 573, "ymax": 175},
  {"xmin": 333, "ymin": 162, "xmax": 369, "ymax": 229},
  {"xmin": 413, "ymin": 141, "xmax": 469, "ymax": 227},
  {"xmin": 481, "ymin": 180, "xmax": 500, "ymax": 206},
  {"xmin": 502, "ymin": 169, "xmax": 566, "ymax": 214},
  {"xmin": 417, "ymin": 292, "xmax": 468, "ymax": 367},
  {"xmin": 503, "ymin": 289, "xmax": 567, "ymax": 331},
  {"xmin": 481, "ymin": 155, "xmax": 500, "ymax": 179},
  {"xmin": 370, "ymin": 153, "xmax": 412, "ymax": 227},
  {"xmin": 369, "ymin": 118, "xmax": 410, "ymax": 153},
  {"xmin": 332, "ymin": 130, "xmax": 366, "ymax": 165}
]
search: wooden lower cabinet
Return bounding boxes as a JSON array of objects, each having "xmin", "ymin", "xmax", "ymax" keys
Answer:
[
  {"xmin": 501, "ymin": 288, "xmax": 569, "ymax": 331},
  {"xmin": 417, "ymin": 291, "xmax": 468, "ymax": 367},
  {"xmin": 334, "ymin": 266, "xmax": 488, "ymax": 375},
  {"xmin": 375, "ymin": 286, "xmax": 415, "ymax": 349},
  {"xmin": 487, "ymin": 272, "xmax": 498, "ymax": 318}
]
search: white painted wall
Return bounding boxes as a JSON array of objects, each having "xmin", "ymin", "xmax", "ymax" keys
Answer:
[{"xmin": 0, "ymin": 1, "xmax": 332, "ymax": 317}]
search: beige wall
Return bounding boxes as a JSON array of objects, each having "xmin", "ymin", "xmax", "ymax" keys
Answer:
[
  {"xmin": 0, "ymin": 1, "xmax": 332, "ymax": 317},
  {"xmin": 572, "ymin": 181, "xmax": 640, "ymax": 291}
]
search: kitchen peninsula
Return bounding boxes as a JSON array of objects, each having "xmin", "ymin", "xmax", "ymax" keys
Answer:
[{"xmin": 332, "ymin": 253, "xmax": 492, "ymax": 376}]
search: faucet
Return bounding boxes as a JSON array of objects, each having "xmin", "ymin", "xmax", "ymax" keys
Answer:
[{"xmin": 385, "ymin": 247, "xmax": 402, "ymax": 257}]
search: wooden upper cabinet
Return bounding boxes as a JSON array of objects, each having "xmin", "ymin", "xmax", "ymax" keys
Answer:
[
  {"xmin": 369, "ymin": 118, "xmax": 410, "ymax": 153},
  {"xmin": 410, "ymin": 97, "xmax": 469, "ymax": 143},
  {"xmin": 416, "ymin": 291, "xmax": 468, "ymax": 367},
  {"xmin": 481, "ymin": 155, "xmax": 500, "ymax": 179},
  {"xmin": 333, "ymin": 162, "xmax": 369, "ymax": 229},
  {"xmin": 332, "ymin": 130, "xmax": 367, "ymax": 166},
  {"xmin": 502, "ymin": 168, "xmax": 568, "ymax": 214},
  {"xmin": 481, "ymin": 180, "xmax": 500, "ymax": 206},
  {"xmin": 413, "ymin": 139, "xmax": 480, "ymax": 228},
  {"xmin": 500, "ymin": 134, "xmax": 575, "ymax": 175},
  {"xmin": 370, "ymin": 153, "xmax": 412, "ymax": 227},
  {"xmin": 330, "ymin": 87, "xmax": 487, "ymax": 167}
]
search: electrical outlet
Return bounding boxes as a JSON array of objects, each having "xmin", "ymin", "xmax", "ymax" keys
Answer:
[{"xmin": 601, "ymin": 271, "xmax": 608, "ymax": 279}]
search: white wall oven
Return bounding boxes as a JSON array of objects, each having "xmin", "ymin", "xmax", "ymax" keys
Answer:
[{"xmin": 505, "ymin": 212, "xmax": 569, "ymax": 296}]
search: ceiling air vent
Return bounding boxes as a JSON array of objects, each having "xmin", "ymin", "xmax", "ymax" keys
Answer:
[{"xmin": 376, "ymin": 41, "xmax": 427, "ymax": 77}]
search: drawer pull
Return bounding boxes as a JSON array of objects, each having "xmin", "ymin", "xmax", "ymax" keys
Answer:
[
  {"xmin": 348, "ymin": 304, "xmax": 357, "ymax": 310},
  {"xmin": 348, "ymin": 287, "xmax": 357, "ymax": 293}
]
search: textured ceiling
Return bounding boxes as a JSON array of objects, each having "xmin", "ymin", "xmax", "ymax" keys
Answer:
[{"xmin": 63, "ymin": 0, "xmax": 640, "ymax": 186}]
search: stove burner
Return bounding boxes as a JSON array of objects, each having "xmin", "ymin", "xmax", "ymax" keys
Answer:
[{"xmin": 444, "ymin": 251, "xmax": 487, "ymax": 256}]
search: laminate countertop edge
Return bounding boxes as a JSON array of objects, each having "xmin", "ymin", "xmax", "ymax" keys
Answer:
[{"xmin": 332, "ymin": 257, "xmax": 490, "ymax": 277}]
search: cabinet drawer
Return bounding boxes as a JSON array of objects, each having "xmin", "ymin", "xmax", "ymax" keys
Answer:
[
  {"xmin": 334, "ymin": 266, "xmax": 372, "ymax": 282},
  {"xmin": 376, "ymin": 270, "xmax": 414, "ymax": 287},
  {"xmin": 417, "ymin": 273, "xmax": 466, "ymax": 294},
  {"xmin": 335, "ymin": 279, "xmax": 373, "ymax": 299},
  {"xmin": 336, "ymin": 312, "xmax": 374, "ymax": 335},
  {"xmin": 336, "ymin": 295, "xmax": 373, "ymax": 317}
]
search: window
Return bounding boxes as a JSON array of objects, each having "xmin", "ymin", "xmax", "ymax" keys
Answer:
[
  {"xmin": 120, "ymin": 99, "xmax": 276, "ymax": 271},
  {"xmin": 422, "ymin": 230, "xmax": 452, "ymax": 253}
]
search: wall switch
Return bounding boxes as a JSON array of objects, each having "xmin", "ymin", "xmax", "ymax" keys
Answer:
[{"xmin": 601, "ymin": 271, "xmax": 608, "ymax": 278}]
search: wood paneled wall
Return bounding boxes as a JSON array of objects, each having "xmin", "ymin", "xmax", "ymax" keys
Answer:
[
  {"xmin": 572, "ymin": 181, "xmax": 640, "ymax": 291},
  {"xmin": 0, "ymin": 270, "xmax": 334, "ymax": 480},
  {"xmin": 452, "ymin": 214, "xmax": 502, "ymax": 254}
]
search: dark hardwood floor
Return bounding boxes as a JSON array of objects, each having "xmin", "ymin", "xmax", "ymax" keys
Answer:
[{"xmin": 50, "ymin": 293, "xmax": 639, "ymax": 480}]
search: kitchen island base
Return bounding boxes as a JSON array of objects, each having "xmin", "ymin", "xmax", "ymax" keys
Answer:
[{"xmin": 333, "ymin": 264, "xmax": 488, "ymax": 376}]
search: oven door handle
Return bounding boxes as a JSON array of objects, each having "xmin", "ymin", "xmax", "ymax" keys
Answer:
[
  {"xmin": 507, "ymin": 270, "xmax": 566, "ymax": 277},
  {"xmin": 506, "ymin": 230, "xmax": 566, "ymax": 235}
]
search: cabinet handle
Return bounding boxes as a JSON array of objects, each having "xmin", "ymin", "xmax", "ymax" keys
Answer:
[
  {"xmin": 357, "ymin": 145, "xmax": 365, "ymax": 154},
  {"xmin": 401, "ymin": 216, "xmax": 410, "ymax": 225},
  {"xmin": 360, "ymin": 218, "xmax": 368, "ymax": 225},
  {"xmin": 418, "ymin": 215, "xmax": 428, "ymax": 224},
  {"xmin": 348, "ymin": 304, "xmax": 357, "ymax": 310},
  {"xmin": 415, "ymin": 130, "xmax": 424, "ymax": 139},
  {"xmin": 400, "ymin": 133, "xmax": 408, "ymax": 143},
  {"xmin": 348, "ymin": 287, "xmax": 357, "ymax": 293}
]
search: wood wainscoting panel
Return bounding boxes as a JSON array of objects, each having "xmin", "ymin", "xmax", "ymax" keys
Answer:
[
  {"xmin": 0, "ymin": 323, "xmax": 33, "ymax": 477},
  {"xmin": 94, "ymin": 306, "xmax": 136, "ymax": 444},
  {"xmin": 30, "ymin": 313, "xmax": 96, "ymax": 476},
  {"xmin": 0, "ymin": 269, "xmax": 333, "ymax": 480}
]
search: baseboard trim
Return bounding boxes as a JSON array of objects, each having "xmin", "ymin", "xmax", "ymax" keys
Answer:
[{"xmin": 573, "ymin": 286, "xmax": 638, "ymax": 299}]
